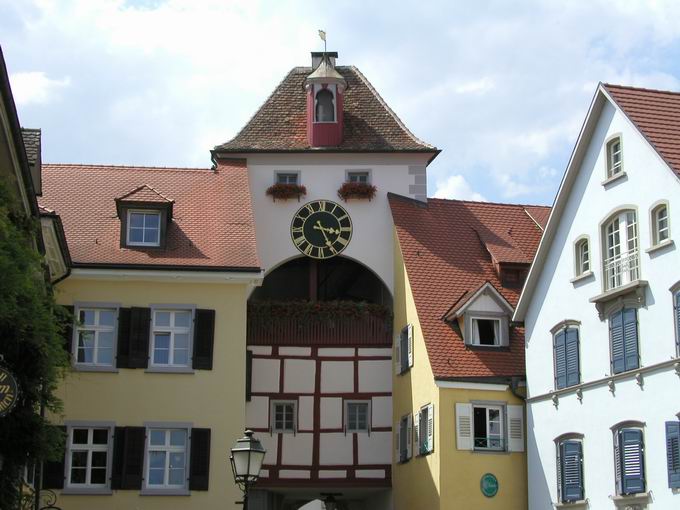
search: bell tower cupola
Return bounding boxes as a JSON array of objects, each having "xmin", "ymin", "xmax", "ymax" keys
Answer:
[{"xmin": 305, "ymin": 51, "xmax": 347, "ymax": 147}]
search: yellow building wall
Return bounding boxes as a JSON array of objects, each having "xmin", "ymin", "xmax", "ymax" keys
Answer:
[
  {"xmin": 392, "ymin": 231, "xmax": 527, "ymax": 510},
  {"xmin": 52, "ymin": 277, "xmax": 251, "ymax": 510}
]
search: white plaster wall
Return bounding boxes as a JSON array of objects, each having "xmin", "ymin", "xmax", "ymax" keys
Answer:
[
  {"xmin": 251, "ymin": 358, "xmax": 280, "ymax": 393},
  {"xmin": 281, "ymin": 432, "xmax": 314, "ymax": 465},
  {"xmin": 283, "ymin": 358, "xmax": 316, "ymax": 393},
  {"xmin": 246, "ymin": 152, "xmax": 432, "ymax": 292},
  {"xmin": 246, "ymin": 395, "xmax": 269, "ymax": 429},
  {"xmin": 320, "ymin": 397, "xmax": 343, "ymax": 428},
  {"xmin": 319, "ymin": 347, "xmax": 355, "ymax": 357},
  {"xmin": 524, "ymin": 100, "xmax": 680, "ymax": 509},
  {"xmin": 279, "ymin": 346, "xmax": 311, "ymax": 356},
  {"xmin": 248, "ymin": 346, "xmax": 272, "ymax": 355},
  {"xmin": 259, "ymin": 433, "xmax": 278, "ymax": 465},
  {"xmin": 321, "ymin": 361, "xmax": 354, "ymax": 393},
  {"xmin": 467, "ymin": 293, "xmax": 504, "ymax": 313},
  {"xmin": 358, "ymin": 348, "xmax": 392, "ymax": 357},
  {"xmin": 371, "ymin": 396, "xmax": 392, "ymax": 428},
  {"xmin": 320, "ymin": 432, "xmax": 354, "ymax": 464},
  {"xmin": 299, "ymin": 395, "xmax": 314, "ymax": 431},
  {"xmin": 357, "ymin": 432, "xmax": 392, "ymax": 464},
  {"xmin": 358, "ymin": 360, "xmax": 392, "ymax": 393}
]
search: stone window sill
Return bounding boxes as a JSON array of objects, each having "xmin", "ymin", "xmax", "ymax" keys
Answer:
[
  {"xmin": 589, "ymin": 280, "xmax": 648, "ymax": 319},
  {"xmin": 140, "ymin": 488, "xmax": 190, "ymax": 496},
  {"xmin": 610, "ymin": 491, "xmax": 650, "ymax": 507},
  {"xmin": 554, "ymin": 499, "xmax": 588, "ymax": 509},
  {"xmin": 645, "ymin": 239, "xmax": 674, "ymax": 254},
  {"xmin": 570, "ymin": 271, "xmax": 594, "ymax": 285},
  {"xmin": 145, "ymin": 366, "xmax": 194, "ymax": 374},
  {"xmin": 601, "ymin": 171, "xmax": 627, "ymax": 187},
  {"xmin": 61, "ymin": 487, "xmax": 113, "ymax": 496}
]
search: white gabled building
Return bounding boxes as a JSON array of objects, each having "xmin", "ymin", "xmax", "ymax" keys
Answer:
[{"xmin": 514, "ymin": 83, "xmax": 680, "ymax": 509}]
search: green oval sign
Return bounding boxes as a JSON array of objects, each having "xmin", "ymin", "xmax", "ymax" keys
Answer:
[
  {"xmin": 0, "ymin": 366, "xmax": 19, "ymax": 417},
  {"xmin": 480, "ymin": 473, "xmax": 499, "ymax": 498}
]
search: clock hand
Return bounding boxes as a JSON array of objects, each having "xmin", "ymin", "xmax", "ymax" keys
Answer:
[
  {"xmin": 314, "ymin": 220, "xmax": 333, "ymax": 247},
  {"xmin": 313, "ymin": 224, "xmax": 340, "ymax": 235}
]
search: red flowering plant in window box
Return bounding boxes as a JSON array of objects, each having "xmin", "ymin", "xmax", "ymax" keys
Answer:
[
  {"xmin": 337, "ymin": 181, "xmax": 377, "ymax": 201},
  {"xmin": 266, "ymin": 183, "xmax": 307, "ymax": 202}
]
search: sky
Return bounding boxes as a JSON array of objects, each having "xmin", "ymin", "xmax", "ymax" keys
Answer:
[{"xmin": 3, "ymin": 0, "xmax": 680, "ymax": 205}]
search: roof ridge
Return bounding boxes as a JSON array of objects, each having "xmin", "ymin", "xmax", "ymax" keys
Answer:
[
  {"xmin": 603, "ymin": 82, "xmax": 680, "ymax": 96},
  {"xmin": 350, "ymin": 65, "xmax": 436, "ymax": 150},
  {"xmin": 116, "ymin": 183, "xmax": 174, "ymax": 203},
  {"xmin": 43, "ymin": 163, "xmax": 212, "ymax": 171},
  {"xmin": 428, "ymin": 196, "xmax": 550, "ymax": 208}
]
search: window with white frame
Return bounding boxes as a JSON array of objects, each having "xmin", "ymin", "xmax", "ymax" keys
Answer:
[
  {"xmin": 151, "ymin": 309, "xmax": 192, "ymax": 367},
  {"xmin": 345, "ymin": 401, "xmax": 370, "ymax": 433},
  {"xmin": 75, "ymin": 308, "xmax": 116, "ymax": 367},
  {"xmin": 651, "ymin": 203, "xmax": 670, "ymax": 246},
  {"xmin": 674, "ymin": 289, "xmax": 680, "ymax": 356},
  {"xmin": 315, "ymin": 88, "xmax": 335, "ymax": 122},
  {"xmin": 470, "ymin": 317, "xmax": 501, "ymax": 346},
  {"xmin": 347, "ymin": 171, "xmax": 369, "ymax": 184},
  {"xmin": 146, "ymin": 428, "xmax": 188, "ymax": 489},
  {"xmin": 606, "ymin": 136, "xmax": 623, "ymax": 178},
  {"xmin": 473, "ymin": 405, "xmax": 504, "ymax": 450},
  {"xmin": 574, "ymin": 238, "xmax": 590, "ymax": 276},
  {"xmin": 556, "ymin": 437, "xmax": 584, "ymax": 503},
  {"xmin": 66, "ymin": 427, "xmax": 111, "ymax": 488},
  {"xmin": 276, "ymin": 172, "xmax": 299, "ymax": 185},
  {"xmin": 603, "ymin": 210, "xmax": 639, "ymax": 291},
  {"xmin": 613, "ymin": 426, "xmax": 646, "ymax": 496},
  {"xmin": 127, "ymin": 210, "xmax": 161, "ymax": 247},
  {"xmin": 272, "ymin": 401, "xmax": 296, "ymax": 433}
]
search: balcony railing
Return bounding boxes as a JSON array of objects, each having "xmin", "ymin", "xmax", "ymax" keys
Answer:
[
  {"xmin": 603, "ymin": 249, "xmax": 640, "ymax": 291},
  {"xmin": 247, "ymin": 300, "xmax": 393, "ymax": 346}
]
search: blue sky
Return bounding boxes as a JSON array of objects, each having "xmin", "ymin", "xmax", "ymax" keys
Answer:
[{"xmin": 3, "ymin": 0, "xmax": 680, "ymax": 205}]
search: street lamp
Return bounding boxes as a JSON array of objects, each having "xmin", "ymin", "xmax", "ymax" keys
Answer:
[
  {"xmin": 230, "ymin": 429, "xmax": 266, "ymax": 510},
  {"xmin": 321, "ymin": 492, "xmax": 342, "ymax": 510}
]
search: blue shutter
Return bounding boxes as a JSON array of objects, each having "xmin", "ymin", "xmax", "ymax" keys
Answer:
[
  {"xmin": 554, "ymin": 330, "xmax": 567, "ymax": 389},
  {"xmin": 620, "ymin": 429, "xmax": 645, "ymax": 495},
  {"xmin": 561, "ymin": 441, "xmax": 584, "ymax": 502},
  {"xmin": 667, "ymin": 421, "xmax": 680, "ymax": 488},
  {"xmin": 622, "ymin": 308, "xmax": 639, "ymax": 371},
  {"xmin": 610, "ymin": 310, "xmax": 625, "ymax": 374},
  {"xmin": 565, "ymin": 328, "xmax": 580, "ymax": 387}
]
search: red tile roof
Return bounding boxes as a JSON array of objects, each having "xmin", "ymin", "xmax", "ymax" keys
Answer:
[
  {"xmin": 604, "ymin": 83, "xmax": 680, "ymax": 178},
  {"xmin": 215, "ymin": 66, "xmax": 437, "ymax": 154},
  {"xmin": 389, "ymin": 194, "xmax": 549, "ymax": 379},
  {"xmin": 116, "ymin": 184, "xmax": 174, "ymax": 204},
  {"xmin": 39, "ymin": 162, "xmax": 260, "ymax": 271},
  {"xmin": 523, "ymin": 205, "xmax": 550, "ymax": 230}
]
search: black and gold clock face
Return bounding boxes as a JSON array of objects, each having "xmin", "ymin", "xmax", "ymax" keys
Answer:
[{"xmin": 291, "ymin": 200, "xmax": 352, "ymax": 259}]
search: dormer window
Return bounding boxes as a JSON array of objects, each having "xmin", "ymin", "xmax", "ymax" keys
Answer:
[
  {"xmin": 315, "ymin": 88, "xmax": 335, "ymax": 122},
  {"xmin": 127, "ymin": 210, "xmax": 161, "ymax": 247},
  {"xmin": 606, "ymin": 136, "xmax": 623, "ymax": 178},
  {"xmin": 470, "ymin": 317, "xmax": 501, "ymax": 346}
]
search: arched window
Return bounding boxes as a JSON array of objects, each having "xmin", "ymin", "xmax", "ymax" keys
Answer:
[
  {"xmin": 574, "ymin": 237, "xmax": 590, "ymax": 277},
  {"xmin": 611, "ymin": 422, "xmax": 646, "ymax": 496},
  {"xmin": 315, "ymin": 89, "xmax": 335, "ymax": 122},
  {"xmin": 650, "ymin": 202, "xmax": 670, "ymax": 246},
  {"xmin": 606, "ymin": 136, "xmax": 623, "ymax": 178},
  {"xmin": 603, "ymin": 209, "xmax": 638, "ymax": 290},
  {"xmin": 552, "ymin": 323, "xmax": 581, "ymax": 389},
  {"xmin": 555, "ymin": 434, "xmax": 585, "ymax": 503}
]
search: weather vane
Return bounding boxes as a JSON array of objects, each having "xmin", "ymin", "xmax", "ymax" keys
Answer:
[{"xmin": 318, "ymin": 29, "xmax": 327, "ymax": 54}]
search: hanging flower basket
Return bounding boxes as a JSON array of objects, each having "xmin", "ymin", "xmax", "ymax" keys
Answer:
[
  {"xmin": 337, "ymin": 182, "xmax": 377, "ymax": 201},
  {"xmin": 266, "ymin": 183, "xmax": 307, "ymax": 201}
]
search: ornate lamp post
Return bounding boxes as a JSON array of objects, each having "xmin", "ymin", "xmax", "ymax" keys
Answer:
[{"xmin": 230, "ymin": 429, "xmax": 266, "ymax": 510}]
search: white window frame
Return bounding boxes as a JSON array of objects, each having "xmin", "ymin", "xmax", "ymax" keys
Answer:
[
  {"xmin": 63, "ymin": 421, "xmax": 115, "ymax": 495},
  {"xmin": 469, "ymin": 316, "xmax": 502, "ymax": 346},
  {"xmin": 271, "ymin": 400, "xmax": 297, "ymax": 433},
  {"xmin": 142, "ymin": 422, "xmax": 192, "ymax": 496},
  {"xmin": 649, "ymin": 201, "xmax": 671, "ymax": 248},
  {"xmin": 346, "ymin": 170, "xmax": 371, "ymax": 184},
  {"xmin": 611, "ymin": 422, "xmax": 646, "ymax": 497},
  {"xmin": 274, "ymin": 171, "xmax": 300, "ymax": 185},
  {"xmin": 73, "ymin": 304, "xmax": 119, "ymax": 371},
  {"xmin": 126, "ymin": 209, "xmax": 162, "ymax": 247},
  {"xmin": 606, "ymin": 135, "xmax": 624, "ymax": 178},
  {"xmin": 602, "ymin": 209, "xmax": 639, "ymax": 291},
  {"xmin": 149, "ymin": 306, "xmax": 195, "ymax": 371},
  {"xmin": 472, "ymin": 404, "xmax": 505, "ymax": 451},
  {"xmin": 573, "ymin": 236, "xmax": 591, "ymax": 277},
  {"xmin": 554, "ymin": 433, "xmax": 585, "ymax": 504},
  {"xmin": 345, "ymin": 400, "xmax": 371, "ymax": 433}
]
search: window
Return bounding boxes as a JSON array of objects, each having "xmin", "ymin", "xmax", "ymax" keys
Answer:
[
  {"xmin": 347, "ymin": 171, "xmax": 369, "ymax": 184},
  {"xmin": 553, "ymin": 326, "xmax": 580, "ymax": 389},
  {"xmin": 66, "ymin": 426, "xmax": 111, "ymax": 489},
  {"xmin": 74, "ymin": 308, "xmax": 116, "ymax": 367},
  {"xmin": 574, "ymin": 238, "xmax": 590, "ymax": 276},
  {"xmin": 276, "ymin": 172, "xmax": 299, "ymax": 185},
  {"xmin": 396, "ymin": 414, "xmax": 412, "ymax": 463},
  {"xmin": 606, "ymin": 136, "xmax": 623, "ymax": 178},
  {"xmin": 674, "ymin": 291, "xmax": 680, "ymax": 356},
  {"xmin": 470, "ymin": 318, "xmax": 501, "ymax": 346},
  {"xmin": 272, "ymin": 401, "xmax": 296, "ymax": 433},
  {"xmin": 651, "ymin": 203, "xmax": 670, "ymax": 246},
  {"xmin": 609, "ymin": 308, "xmax": 639, "ymax": 374},
  {"xmin": 151, "ymin": 309, "xmax": 192, "ymax": 367},
  {"xmin": 395, "ymin": 324, "xmax": 413, "ymax": 374},
  {"xmin": 415, "ymin": 404, "xmax": 434, "ymax": 455},
  {"xmin": 127, "ymin": 210, "xmax": 161, "ymax": 247},
  {"xmin": 667, "ymin": 420, "xmax": 680, "ymax": 488},
  {"xmin": 603, "ymin": 210, "xmax": 639, "ymax": 291},
  {"xmin": 473, "ymin": 405, "xmax": 504, "ymax": 450},
  {"xmin": 556, "ymin": 438, "xmax": 584, "ymax": 503},
  {"xmin": 345, "ymin": 401, "xmax": 370, "ymax": 433},
  {"xmin": 145, "ymin": 428, "xmax": 188, "ymax": 489},
  {"xmin": 614, "ymin": 427, "xmax": 645, "ymax": 495},
  {"xmin": 315, "ymin": 88, "xmax": 335, "ymax": 122}
]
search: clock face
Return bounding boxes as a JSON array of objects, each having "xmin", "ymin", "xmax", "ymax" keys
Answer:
[{"xmin": 291, "ymin": 200, "xmax": 352, "ymax": 259}]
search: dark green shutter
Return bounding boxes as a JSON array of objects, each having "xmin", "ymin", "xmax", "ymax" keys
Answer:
[
  {"xmin": 565, "ymin": 328, "xmax": 580, "ymax": 387},
  {"xmin": 554, "ymin": 329, "xmax": 567, "ymax": 389},
  {"xmin": 666, "ymin": 421, "xmax": 680, "ymax": 488},
  {"xmin": 610, "ymin": 310, "xmax": 625, "ymax": 374},
  {"xmin": 116, "ymin": 308, "xmax": 131, "ymax": 368},
  {"xmin": 620, "ymin": 429, "xmax": 645, "ymax": 495},
  {"xmin": 560, "ymin": 441, "xmax": 584, "ymax": 502},
  {"xmin": 119, "ymin": 427, "xmax": 146, "ymax": 489},
  {"xmin": 189, "ymin": 428, "xmax": 211, "ymax": 490},
  {"xmin": 246, "ymin": 350, "xmax": 253, "ymax": 402},
  {"xmin": 110, "ymin": 427, "xmax": 126, "ymax": 489},
  {"xmin": 128, "ymin": 307, "xmax": 150, "ymax": 369},
  {"xmin": 42, "ymin": 426, "xmax": 66, "ymax": 489},
  {"xmin": 622, "ymin": 308, "xmax": 639, "ymax": 371},
  {"xmin": 62, "ymin": 305, "xmax": 75, "ymax": 357},
  {"xmin": 192, "ymin": 309, "xmax": 215, "ymax": 370}
]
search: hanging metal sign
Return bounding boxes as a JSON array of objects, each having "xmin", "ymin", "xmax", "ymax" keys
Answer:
[{"xmin": 0, "ymin": 366, "xmax": 19, "ymax": 417}]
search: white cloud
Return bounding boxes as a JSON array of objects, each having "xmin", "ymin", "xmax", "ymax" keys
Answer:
[
  {"xmin": 454, "ymin": 77, "xmax": 495, "ymax": 95},
  {"xmin": 433, "ymin": 175, "xmax": 486, "ymax": 202},
  {"xmin": 9, "ymin": 72, "xmax": 70, "ymax": 106}
]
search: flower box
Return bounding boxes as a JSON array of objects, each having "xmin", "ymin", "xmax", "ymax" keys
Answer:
[
  {"xmin": 266, "ymin": 183, "xmax": 307, "ymax": 201},
  {"xmin": 337, "ymin": 181, "xmax": 377, "ymax": 201}
]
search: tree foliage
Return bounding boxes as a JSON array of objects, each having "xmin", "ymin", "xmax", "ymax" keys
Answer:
[{"xmin": 0, "ymin": 181, "xmax": 69, "ymax": 508}]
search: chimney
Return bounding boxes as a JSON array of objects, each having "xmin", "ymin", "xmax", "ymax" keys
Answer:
[{"xmin": 311, "ymin": 51, "xmax": 338, "ymax": 69}]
